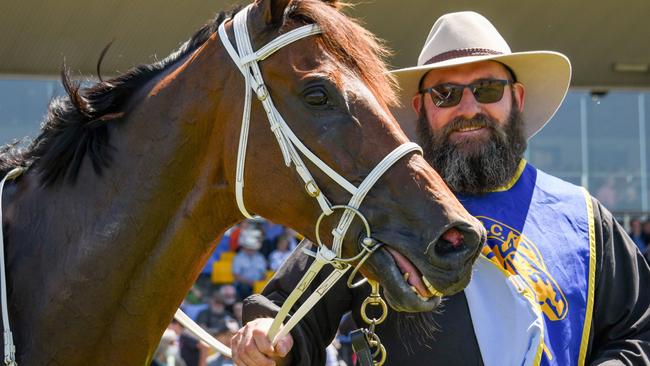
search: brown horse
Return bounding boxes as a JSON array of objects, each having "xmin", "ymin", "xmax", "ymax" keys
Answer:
[{"xmin": 0, "ymin": 0, "xmax": 484, "ymax": 364}]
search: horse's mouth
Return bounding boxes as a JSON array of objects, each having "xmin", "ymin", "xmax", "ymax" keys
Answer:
[
  {"xmin": 354, "ymin": 223, "xmax": 482, "ymax": 312},
  {"xmin": 385, "ymin": 247, "xmax": 442, "ymax": 300},
  {"xmin": 360, "ymin": 239, "xmax": 474, "ymax": 312}
]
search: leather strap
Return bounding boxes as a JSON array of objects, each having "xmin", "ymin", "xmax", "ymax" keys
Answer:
[{"xmin": 0, "ymin": 167, "xmax": 24, "ymax": 366}]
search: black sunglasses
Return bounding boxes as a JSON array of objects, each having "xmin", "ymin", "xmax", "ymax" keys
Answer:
[{"xmin": 419, "ymin": 79, "xmax": 513, "ymax": 108}]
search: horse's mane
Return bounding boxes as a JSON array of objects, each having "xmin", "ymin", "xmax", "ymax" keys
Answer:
[
  {"xmin": 0, "ymin": 0, "xmax": 396, "ymax": 186},
  {"xmin": 0, "ymin": 9, "xmax": 239, "ymax": 186}
]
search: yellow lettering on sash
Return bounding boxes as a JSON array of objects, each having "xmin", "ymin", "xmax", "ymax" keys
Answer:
[{"xmin": 478, "ymin": 216, "xmax": 568, "ymax": 321}]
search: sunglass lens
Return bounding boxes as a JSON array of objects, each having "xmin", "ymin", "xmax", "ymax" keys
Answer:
[
  {"xmin": 433, "ymin": 85, "xmax": 463, "ymax": 107},
  {"xmin": 473, "ymin": 81, "xmax": 506, "ymax": 103}
]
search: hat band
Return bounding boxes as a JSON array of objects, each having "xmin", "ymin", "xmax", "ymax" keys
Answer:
[{"xmin": 424, "ymin": 48, "xmax": 503, "ymax": 65}]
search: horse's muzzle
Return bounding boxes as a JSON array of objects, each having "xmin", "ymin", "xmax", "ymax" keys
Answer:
[{"xmin": 423, "ymin": 222, "xmax": 485, "ymax": 292}]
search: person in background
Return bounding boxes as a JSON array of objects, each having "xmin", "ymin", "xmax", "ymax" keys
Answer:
[
  {"xmin": 228, "ymin": 221, "xmax": 251, "ymax": 252},
  {"xmin": 218, "ymin": 284, "xmax": 239, "ymax": 315},
  {"xmin": 206, "ymin": 321, "xmax": 240, "ymax": 366},
  {"xmin": 642, "ymin": 220, "xmax": 650, "ymax": 248},
  {"xmin": 151, "ymin": 328, "xmax": 187, "ymax": 366},
  {"xmin": 629, "ymin": 218, "xmax": 647, "ymax": 253},
  {"xmin": 268, "ymin": 233, "xmax": 293, "ymax": 271},
  {"xmin": 168, "ymin": 319, "xmax": 207, "ymax": 366},
  {"xmin": 232, "ymin": 228, "xmax": 267, "ymax": 299},
  {"xmin": 196, "ymin": 291, "xmax": 236, "ymax": 331}
]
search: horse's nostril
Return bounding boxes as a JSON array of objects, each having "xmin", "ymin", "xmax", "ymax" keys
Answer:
[
  {"xmin": 442, "ymin": 227, "xmax": 463, "ymax": 249},
  {"xmin": 435, "ymin": 227, "xmax": 465, "ymax": 256}
]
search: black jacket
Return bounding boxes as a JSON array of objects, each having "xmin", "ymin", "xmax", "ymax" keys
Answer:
[{"xmin": 243, "ymin": 198, "xmax": 650, "ymax": 365}]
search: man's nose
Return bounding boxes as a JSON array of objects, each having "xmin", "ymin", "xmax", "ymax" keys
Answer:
[{"xmin": 455, "ymin": 87, "xmax": 481, "ymax": 119}]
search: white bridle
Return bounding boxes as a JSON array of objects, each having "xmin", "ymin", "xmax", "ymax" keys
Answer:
[{"xmin": 179, "ymin": 3, "xmax": 422, "ymax": 359}]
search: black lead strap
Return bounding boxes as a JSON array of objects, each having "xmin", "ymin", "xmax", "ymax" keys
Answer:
[{"xmin": 351, "ymin": 329, "xmax": 375, "ymax": 366}]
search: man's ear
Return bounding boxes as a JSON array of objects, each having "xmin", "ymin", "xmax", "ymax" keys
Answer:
[
  {"xmin": 254, "ymin": 0, "xmax": 291, "ymax": 25},
  {"xmin": 513, "ymin": 82, "xmax": 525, "ymax": 113},
  {"xmin": 412, "ymin": 94, "xmax": 424, "ymax": 116}
]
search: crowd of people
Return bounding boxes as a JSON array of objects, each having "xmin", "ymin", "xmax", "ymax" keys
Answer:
[
  {"xmin": 151, "ymin": 210, "xmax": 650, "ymax": 366},
  {"xmin": 151, "ymin": 218, "xmax": 351, "ymax": 366},
  {"xmin": 151, "ymin": 213, "xmax": 650, "ymax": 366}
]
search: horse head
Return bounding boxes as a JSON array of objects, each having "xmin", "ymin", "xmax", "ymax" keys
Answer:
[
  {"xmin": 0, "ymin": 0, "xmax": 485, "ymax": 363},
  {"xmin": 222, "ymin": 0, "xmax": 486, "ymax": 312}
]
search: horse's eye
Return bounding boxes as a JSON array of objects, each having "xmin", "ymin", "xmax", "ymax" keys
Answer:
[{"xmin": 303, "ymin": 88, "xmax": 329, "ymax": 106}]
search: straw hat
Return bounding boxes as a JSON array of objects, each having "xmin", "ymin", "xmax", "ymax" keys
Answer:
[{"xmin": 391, "ymin": 11, "xmax": 571, "ymax": 140}]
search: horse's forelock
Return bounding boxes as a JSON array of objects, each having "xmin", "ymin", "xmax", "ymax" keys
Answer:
[{"xmin": 283, "ymin": 0, "xmax": 399, "ymax": 108}]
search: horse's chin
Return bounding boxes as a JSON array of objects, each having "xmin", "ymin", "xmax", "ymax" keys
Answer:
[{"xmin": 363, "ymin": 245, "xmax": 472, "ymax": 313}]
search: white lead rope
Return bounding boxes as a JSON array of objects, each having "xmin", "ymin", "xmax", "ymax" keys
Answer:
[
  {"xmin": 174, "ymin": 309, "xmax": 232, "ymax": 358},
  {"xmin": 267, "ymin": 244, "xmax": 349, "ymax": 343}
]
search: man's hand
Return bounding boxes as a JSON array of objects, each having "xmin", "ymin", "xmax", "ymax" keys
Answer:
[{"xmin": 231, "ymin": 317, "xmax": 294, "ymax": 366}]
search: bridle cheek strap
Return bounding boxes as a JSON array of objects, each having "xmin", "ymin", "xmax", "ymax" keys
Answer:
[
  {"xmin": 218, "ymin": 8, "xmax": 336, "ymax": 218},
  {"xmin": 0, "ymin": 167, "xmax": 23, "ymax": 366}
]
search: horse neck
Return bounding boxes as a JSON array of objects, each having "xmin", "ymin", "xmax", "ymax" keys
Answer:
[{"xmin": 5, "ymin": 34, "xmax": 246, "ymax": 364}]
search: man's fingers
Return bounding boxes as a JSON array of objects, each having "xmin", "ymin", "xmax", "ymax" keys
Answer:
[
  {"xmin": 252, "ymin": 327, "xmax": 276, "ymax": 355},
  {"xmin": 230, "ymin": 318, "xmax": 294, "ymax": 366},
  {"xmin": 274, "ymin": 333, "xmax": 294, "ymax": 357},
  {"xmin": 232, "ymin": 322, "xmax": 276, "ymax": 366},
  {"xmin": 230, "ymin": 331, "xmax": 244, "ymax": 365}
]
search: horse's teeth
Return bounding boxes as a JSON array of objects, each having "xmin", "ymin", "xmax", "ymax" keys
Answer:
[
  {"xmin": 421, "ymin": 276, "xmax": 443, "ymax": 297},
  {"xmin": 403, "ymin": 272, "xmax": 410, "ymax": 281},
  {"xmin": 409, "ymin": 285, "xmax": 418, "ymax": 295}
]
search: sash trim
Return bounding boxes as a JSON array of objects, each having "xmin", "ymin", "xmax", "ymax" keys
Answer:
[
  {"xmin": 489, "ymin": 159, "xmax": 528, "ymax": 192},
  {"xmin": 577, "ymin": 189, "xmax": 596, "ymax": 365}
]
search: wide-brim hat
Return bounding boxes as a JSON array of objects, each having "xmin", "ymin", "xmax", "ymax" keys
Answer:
[{"xmin": 391, "ymin": 11, "xmax": 572, "ymax": 140}]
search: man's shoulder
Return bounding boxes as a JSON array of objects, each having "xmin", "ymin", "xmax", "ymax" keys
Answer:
[{"xmin": 530, "ymin": 164, "xmax": 586, "ymax": 194}]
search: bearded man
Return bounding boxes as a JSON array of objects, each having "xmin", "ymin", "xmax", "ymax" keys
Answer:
[{"xmin": 231, "ymin": 11, "xmax": 650, "ymax": 366}]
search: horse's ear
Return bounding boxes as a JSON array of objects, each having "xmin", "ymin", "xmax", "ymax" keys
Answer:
[{"xmin": 255, "ymin": 0, "xmax": 292, "ymax": 25}]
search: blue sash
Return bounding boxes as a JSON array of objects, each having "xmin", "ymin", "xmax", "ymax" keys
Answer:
[{"xmin": 457, "ymin": 161, "xmax": 596, "ymax": 366}]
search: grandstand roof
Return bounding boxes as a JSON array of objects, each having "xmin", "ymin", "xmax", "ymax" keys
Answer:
[{"xmin": 2, "ymin": 0, "xmax": 649, "ymax": 89}]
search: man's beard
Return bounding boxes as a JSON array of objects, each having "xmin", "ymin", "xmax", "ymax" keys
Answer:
[{"xmin": 416, "ymin": 100, "xmax": 527, "ymax": 195}]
